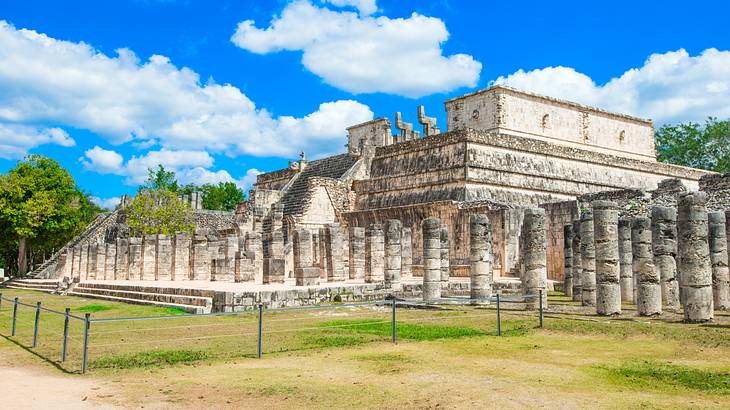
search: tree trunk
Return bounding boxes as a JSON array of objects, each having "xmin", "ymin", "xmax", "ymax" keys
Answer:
[{"xmin": 18, "ymin": 236, "xmax": 28, "ymax": 276}]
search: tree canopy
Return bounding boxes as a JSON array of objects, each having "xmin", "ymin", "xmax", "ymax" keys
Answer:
[
  {"xmin": 0, "ymin": 154, "xmax": 101, "ymax": 275},
  {"xmin": 126, "ymin": 189, "xmax": 194, "ymax": 236},
  {"xmin": 151, "ymin": 166, "xmax": 245, "ymax": 212},
  {"xmin": 655, "ymin": 118, "xmax": 730, "ymax": 172}
]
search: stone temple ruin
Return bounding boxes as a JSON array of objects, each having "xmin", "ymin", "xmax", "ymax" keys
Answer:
[{"xmin": 9, "ymin": 85, "xmax": 730, "ymax": 316}]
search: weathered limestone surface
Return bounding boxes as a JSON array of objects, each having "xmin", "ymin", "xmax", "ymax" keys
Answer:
[
  {"xmin": 652, "ymin": 206, "xmax": 680, "ymax": 310},
  {"xmin": 632, "ymin": 217, "xmax": 662, "ymax": 316},
  {"xmin": 103, "ymin": 244, "xmax": 115, "ymax": 280},
  {"xmin": 618, "ymin": 218, "xmax": 634, "ymax": 303},
  {"xmin": 708, "ymin": 211, "xmax": 730, "ymax": 310},
  {"xmin": 365, "ymin": 224, "xmax": 384, "ymax": 283},
  {"xmin": 115, "ymin": 238, "xmax": 129, "ymax": 280},
  {"xmin": 128, "ymin": 237, "xmax": 143, "ymax": 281},
  {"xmin": 318, "ymin": 227, "xmax": 328, "ymax": 279},
  {"xmin": 470, "ymin": 214, "xmax": 493, "ymax": 304},
  {"xmin": 348, "ymin": 227, "xmax": 365, "ymax": 280},
  {"xmin": 191, "ymin": 234, "xmax": 210, "ymax": 281},
  {"xmin": 593, "ymin": 201, "xmax": 621, "ymax": 315},
  {"xmin": 422, "ymin": 218, "xmax": 442, "ymax": 301},
  {"xmin": 572, "ymin": 220, "xmax": 582, "ymax": 301},
  {"xmin": 325, "ymin": 224, "xmax": 346, "ymax": 282},
  {"xmin": 142, "ymin": 235, "xmax": 157, "ymax": 281},
  {"xmin": 157, "ymin": 235, "xmax": 173, "ymax": 281},
  {"xmin": 87, "ymin": 244, "xmax": 98, "ymax": 280},
  {"xmin": 293, "ymin": 228, "xmax": 319, "ymax": 286},
  {"xmin": 401, "ymin": 227, "xmax": 413, "ymax": 278},
  {"xmin": 172, "ymin": 234, "xmax": 191, "ymax": 281},
  {"xmin": 440, "ymin": 225, "xmax": 450, "ymax": 287},
  {"xmin": 580, "ymin": 209, "xmax": 596, "ymax": 306},
  {"xmin": 677, "ymin": 192, "xmax": 713, "ymax": 322},
  {"xmin": 521, "ymin": 208, "xmax": 547, "ymax": 310},
  {"xmin": 384, "ymin": 219, "xmax": 402, "ymax": 289},
  {"xmin": 563, "ymin": 224, "xmax": 574, "ymax": 298}
]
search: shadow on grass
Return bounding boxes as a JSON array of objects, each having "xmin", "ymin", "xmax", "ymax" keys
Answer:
[{"xmin": 0, "ymin": 332, "xmax": 79, "ymax": 374}]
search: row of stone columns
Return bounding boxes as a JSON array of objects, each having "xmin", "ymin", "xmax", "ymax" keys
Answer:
[{"xmin": 564, "ymin": 193, "xmax": 727, "ymax": 321}]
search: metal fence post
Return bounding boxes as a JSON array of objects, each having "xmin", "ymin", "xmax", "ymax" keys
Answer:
[
  {"xmin": 391, "ymin": 298, "xmax": 397, "ymax": 344},
  {"xmin": 11, "ymin": 297, "xmax": 18, "ymax": 336},
  {"xmin": 32, "ymin": 302, "xmax": 41, "ymax": 348},
  {"xmin": 539, "ymin": 289, "xmax": 544, "ymax": 329},
  {"xmin": 496, "ymin": 293, "xmax": 501, "ymax": 336},
  {"xmin": 61, "ymin": 308, "xmax": 70, "ymax": 362},
  {"xmin": 81, "ymin": 313, "xmax": 90, "ymax": 374},
  {"xmin": 257, "ymin": 304, "xmax": 263, "ymax": 359}
]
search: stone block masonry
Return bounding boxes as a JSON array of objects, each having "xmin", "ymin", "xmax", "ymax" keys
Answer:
[
  {"xmin": 571, "ymin": 220, "xmax": 582, "ymax": 302},
  {"xmin": 677, "ymin": 192, "xmax": 713, "ymax": 322},
  {"xmin": 293, "ymin": 228, "xmax": 319, "ymax": 286},
  {"xmin": 521, "ymin": 208, "xmax": 547, "ymax": 310},
  {"xmin": 651, "ymin": 206, "xmax": 680, "ymax": 310},
  {"xmin": 422, "ymin": 218, "xmax": 442, "ymax": 301},
  {"xmin": 325, "ymin": 224, "xmax": 346, "ymax": 282},
  {"xmin": 384, "ymin": 219, "xmax": 402, "ymax": 289},
  {"xmin": 563, "ymin": 224, "xmax": 574, "ymax": 298},
  {"xmin": 580, "ymin": 209, "xmax": 596, "ymax": 306},
  {"xmin": 365, "ymin": 224, "xmax": 385, "ymax": 283},
  {"xmin": 172, "ymin": 234, "xmax": 191, "ymax": 281},
  {"xmin": 470, "ymin": 214, "xmax": 493, "ymax": 304},
  {"xmin": 708, "ymin": 211, "xmax": 730, "ymax": 310},
  {"xmin": 440, "ymin": 225, "xmax": 450, "ymax": 288},
  {"xmin": 156, "ymin": 235, "xmax": 173, "ymax": 281},
  {"xmin": 593, "ymin": 201, "xmax": 621, "ymax": 315},
  {"xmin": 401, "ymin": 227, "xmax": 413, "ymax": 278},
  {"xmin": 632, "ymin": 217, "xmax": 661, "ymax": 316},
  {"xmin": 348, "ymin": 227, "xmax": 365, "ymax": 280},
  {"xmin": 618, "ymin": 219, "xmax": 633, "ymax": 303}
]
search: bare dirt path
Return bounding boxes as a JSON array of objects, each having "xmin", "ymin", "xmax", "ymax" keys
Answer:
[{"xmin": 0, "ymin": 365, "xmax": 121, "ymax": 409}]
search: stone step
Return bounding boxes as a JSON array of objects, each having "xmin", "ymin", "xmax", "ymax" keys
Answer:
[
  {"xmin": 2, "ymin": 283, "xmax": 57, "ymax": 293},
  {"xmin": 78, "ymin": 282, "xmax": 216, "ymax": 298},
  {"xmin": 73, "ymin": 285, "xmax": 213, "ymax": 308},
  {"xmin": 67, "ymin": 291, "xmax": 210, "ymax": 314}
]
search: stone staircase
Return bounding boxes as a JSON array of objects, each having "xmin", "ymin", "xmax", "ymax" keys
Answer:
[
  {"xmin": 68, "ymin": 282, "xmax": 214, "ymax": 314},
  {"xmin": 1, "ymin": 278, "xmax": 60, "ymax": 293}
]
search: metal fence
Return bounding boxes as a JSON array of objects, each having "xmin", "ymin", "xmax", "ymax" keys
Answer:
[{"xmin": 0, "ymin": 290, "xmax": 545, "ymax": 374}]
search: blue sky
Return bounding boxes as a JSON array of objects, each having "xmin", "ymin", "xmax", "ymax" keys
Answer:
[{"xmin": 1, "ymin": 0, "xmax": 729, "ymax": 208}]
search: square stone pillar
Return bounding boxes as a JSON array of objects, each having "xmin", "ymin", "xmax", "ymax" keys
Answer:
[
  {"xmin": 325, "ymin": 224, "xmax": 345, "ymax": 282},
  {"xmin": 104, "ymin": 242, "xmax": 116, "ymax": 280},
  {"xmin": 71, "ymin": 245, "xmax": 81, "ymax": 280},
  {"xmin": 294, "ymin": 228, "xmax": 319, "ymax": 286},
  {"xmin": 348, "ymin": 227, "xmax": 365, "ymax": 280},
  {"xmin": 157, "ymin": 234, "xmax": 173, "ymax": 281},
  {"xmin": 318, "ymin": 228, "xmax": 328, "ymax": 279},
  {"xmin": 401, "ymin": 227, "xmax": 413, "ymax": 278},
  {"xmin": 142, "ymin": 234, "xmax": 157, "ymax": 281},
  {"xmin": 87, "ymin": 244, "xmax": 98, "ymax": 280},
  {"xmin": 245, "ymin": 232, "xmax": 263, "ymax": 284},
  {"xmin": 79, "ymin": 244, "xmax": 89, "ymax": 280},
  {"xmin": 191, "ymin": 234, "xmax": 210, "ymax": 281},
  {"xmin": 128, "ymin": 237, "xmax": 143, "ymax": 280},
  {"xmin": 365, "ymin": 224, "xmax": 384, "ymax": 283},
  {"xmin": 385, "ymin": 220, "xmax": 402, "ymax": 289},
  {"xmin": 115, "ymin": 238, "xmax": 129, "ymax": 280},
  {"xmin": 172, "ymin": 233, "xmax": 191, "ymax": 281}
]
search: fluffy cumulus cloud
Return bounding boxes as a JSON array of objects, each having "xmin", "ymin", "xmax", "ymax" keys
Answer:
[
  {"xmin": 231, "ymin": 0, "xmax": 481, "ymax": 98},
  {"xmin": 81, "ymin": 146, "xmax": 124, "ymax": 174},
  {"xmin": 237, "ymin": 168, "xmax": 262, "ymax": 191},
  {"xmin": 323, "ymin": 0, "xmax": 377, "ymax": 15},
  {"xmin": 0, "ymin": 20, "xmax": 373, "ymax": 159},
  {"xmin": 493, "ymin": 48, "xmax": 730, "ymax": 124},
  {"xmin": 91, "ymin": 196, "xmax": 121, "ymax": 210}
]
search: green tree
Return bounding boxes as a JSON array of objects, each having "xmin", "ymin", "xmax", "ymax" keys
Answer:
[
  {"xmin": 200, "ymin": 182, "xmax": 245, "ymax": 211},
  {"xmin": 0, "ymin": 155, "xmax": 99, "ymax": 275},
  {"xmin": 655, "ymin": 118, "xmax": 730, "ymax": 172},
  {"xmin": 141, "ymin": 164, "xmax": 179, "ymax": 192},
  {"xmin": 126, "ymin": 190, "xmax": 194, "ymax": 235}
]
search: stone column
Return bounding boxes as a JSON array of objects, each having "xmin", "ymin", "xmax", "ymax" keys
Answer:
[
  {"xmin": 155, "ymin": 234, "xmax": 173, "ymax": 281},
  {"xmin": 593, "ymin": 201, "xmax": 621, "ymax": 315},
  {"xmin": 572, "ymin": 221, "xmax": 582, "ymax": 302},
  {"xmin": 80, "ymin": 244, "xmax": 89, "ymax": 280},
  {"xmin": 652, "ymin": 206, "xmax": 680, "ymax": 310},
  {"xmin": 563, "ymin": 224, "xmax": 574, "ymax": 298},
  {"xmin": 191, "ymin": 234, "xmax": 210, "ymax": 281},
  {"xmin": 632, "ymin": 217, "xmax": 661, "ymax": 316},
  {"xmin": 385, "ymin": 220, "xmax": 402, "ymax": 289},
  {"xmin": 709, "ymin": 211, "xmax": 730, "ymax": 310},
  {"xmin": 422, "ymin": 218, "xmax": 442, "ymax": 301},
  {"xmin": 440, "ymin": 225, "xmax": 450, "ymax": 289},
  {"xmin": 677, "ymin": 192, "xmax": 713, "ymax": 322},
  {"xmin": 470, "ymin": 214, "xmax": 493, "ymax": 304},
  {"xmin": 172, "ymin": 233, "xmax": 191, "ymax": 281},
  {"xmin": 348, "ymin": 227, "xmax": 365, "ymax": 280},
  {"xmin": 293, "ymin": 228, "xmax": 319, "ymax": 286},
  {"xmin": 128, "ymin": 237, "xmax": 143, "ymax": 281},
  {"xmin": 141, "ymin": 235, "xmax": 157, "ymax": 281},
  {"xmin": 401, "ymin": 227, "xmax": 413, "ymax": 278},
  {"xmin": 115, "ymin": 238, "xmax": 129, "ymax": 280},
  {"xmin": 71, "ymin": 245, "xmax": 81, "ymax": 280},
  {"xmin": 245, "ymin": 233, "xmax": 263, "ymax": 284},
  {"xmin": 521, "ymin": 209, "xmax": 547, "ymax": 310},
  {"xmin": 580, "ymin": 209, "xmax": 596, "ymax": 306},
  {"xmin": 325, "ymin": 224, "xmax": 345, "ymax": 282},
  {"xmin": 318, "ymin": 227, "xmax": 328, "ymax": 279},
  {"xmin": 95, "ymin": 244, "xmax": 106, "ymax": 280},
  {"xmin": 104, "ymin": 243, "xmax": 116, "ymax": 280},
  {"xmin": 88, "ymin": 244, "xmax": 99, "ymax": 280},
  {"xmin": 618, "ymin": 219, "xmax": 634, "ymax": 303},
  {"xmin": 364, "ymin": 224, "xmax": 384, "ymax": 283}
]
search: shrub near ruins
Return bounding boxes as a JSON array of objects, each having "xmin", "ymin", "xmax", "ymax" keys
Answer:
[{"xmin": 126, "ymin": 189, "xmax": 194, "ymax": 236}]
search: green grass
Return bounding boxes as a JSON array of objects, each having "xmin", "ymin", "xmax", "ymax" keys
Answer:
[
  {"xmin": 320, "ymin": 319, "xmax": 485, "ymax": 340},
  {"xmin": 596, "ymin": 360, "xmax": 730, "ymax": 393},
  {"xmin": 76, "ymin": 304, "xmax": 114, "ymax": 312},
  {"xmin": 90, "ymin": 349, "xmax": 210, "ymax": 369}
]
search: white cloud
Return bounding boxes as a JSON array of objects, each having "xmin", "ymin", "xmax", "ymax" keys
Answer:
[
  {"xmin": 91, "ymin": 196, "xmax": 121, "ymax": 210},
  {"xmin": 0, "ymin": 123, "xmax": 74, "ymax": 159},
  {"xmin": 237, "ymin": 168, "xmax": 262, "ymax": 192},
  {"xmin": 493, "ymin": 48, "xmax": 730, "ymax": 124},
  {"xmin": 0, "ymin": 20, "xmax": 373, "ymax": 158},
  {"xmin": 231, "ymin": 0, "xmax": 481, "ymax": 98},
  {"xmin": 324, "ymin": 0, "xmax": 377, "ymax": 15},
  {"xmin": 81, "ymin": 146, "xmax": 124, "ymax": 174},
  {"xmin": 178, "ymin": 167, "xmax": 236, "ymax": 186}
]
